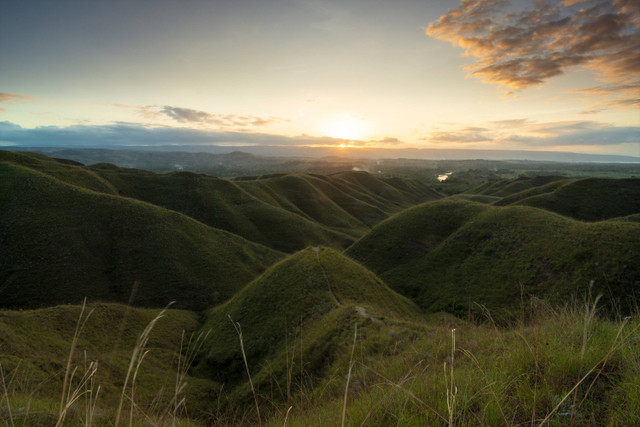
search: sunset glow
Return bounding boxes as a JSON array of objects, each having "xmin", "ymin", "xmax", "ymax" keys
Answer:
[
  {"xmin": 324, "ymin": 116, "xmax": 368, "ymax": 142},
  {"xmin": 0, "ymin": 0, "xmax": 638, "ymax": 157}
]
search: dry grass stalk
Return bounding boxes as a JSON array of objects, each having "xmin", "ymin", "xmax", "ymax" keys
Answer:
[
  {"xmin": 171, "ymin": 328, "xmax": 210, "ymax": 424},
  {"xmin": 229, "ymin": 315, "xmax": 262, "ymax": 426},
  {"xmin": 56, "ymin": 298, "xmax": 95, "ymax": 427},
  {"xmin": 114, "ymin": 302, "xmax": 173, "ymax": 427},
  {"xmin": 0, "ymin": 363, "xmax": 15, "ymax": 427},
  {"xmin": 538, "ymin": 316, "xmax": 632, "ymax": 426},
  {"xmin": 341, "ymin": 323, "xmax": 358, "ymax": 427}
]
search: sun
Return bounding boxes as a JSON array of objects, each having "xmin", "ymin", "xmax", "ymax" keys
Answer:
[{"xmin": 324, "ymin": 115, "xmax": 367, "ymax": 141}]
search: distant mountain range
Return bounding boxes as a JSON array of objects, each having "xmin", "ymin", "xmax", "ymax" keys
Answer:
[{"xmin": 5, "ymin": 144, "xmax": 640, "ymax": 163}]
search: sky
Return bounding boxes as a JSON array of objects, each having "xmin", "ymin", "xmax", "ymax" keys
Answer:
[{"xmin": 1, "ymin": 0, "xmax": 639, "ymax": 157}]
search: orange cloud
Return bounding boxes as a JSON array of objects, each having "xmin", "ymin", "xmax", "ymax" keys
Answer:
[
  {"xmin": 426, "ymin": 0, "xmax": 639, "ymax": 110},
  {"xmin": 0, "ymin": 92, "xmax": 35, "ymax": 104}
]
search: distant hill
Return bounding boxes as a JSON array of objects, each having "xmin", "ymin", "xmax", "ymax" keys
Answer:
[
  {"xmin": 89, "ymin": 163, "xmax": 441, "ymax": 252},
  {"xmin": 8, "ymin": 145, "xmax": 640, "ymax": 163},
  {"xmin": 195, "ymin": 247, "xmax": 419, "ymax": 388},
  {"xmin": 0, "ymin": 156, "xmax": 283, "ymax": 310},
  {"xmin": 499, "ymin": 178, "xmax": 640, "ymax": 221},
  {"xmin": 474, "ymin": 175, "xmax": 567, "ymax": 197},
  {"xmin": 1, "ymin": 151, "xmax": 440, "ymax": 253},
  {"xmin": 87, "ymin": 164, "xmax": 357, "ymax": 252},
  {"xmin": 346, "ymin": 199, "xmax": 640, "ymax": 317}
]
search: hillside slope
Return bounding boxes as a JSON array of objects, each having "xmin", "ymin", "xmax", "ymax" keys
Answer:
[
  {"xmin": 89, "ymin": 164, "xmax": 355, "ymax": 252},
  {"xmin": 0, "ymin": 161, "xmax": 283, "ymax": 310},
  {"xmin": 195, "ymin": 247, "xmax": 419, "ymax": 391},
  {"xmin": 2, "ymin": 150, "xmax": 441, "ymax": 253},
  {"xmin": 347, "ymin": 199, "xmax": 640, "ymax": 317},
  {"xmin": 504, "ymin": 178, "xmax": 640, "ymax": 221},
  {"xmin": 88, "ymin": 161, "xmax": 441, "ymax": 252}
]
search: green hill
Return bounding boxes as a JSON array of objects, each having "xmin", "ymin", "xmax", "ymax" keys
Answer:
[
  {"xmin": 346, "ymin": 199, "xmax": 640, "ymax": 317},
  {"xmin": 0, "ymin": 160, "xmax": 283, "ymax": 310},
  {"xmin": 0, "ymin": 150, "xmax": 119, "ymax": 194},
  {"xmin": 2, "ymin": 151, "xmax": 441, "ymax": 254},
  {"xmin": 195, "ymin": 247, "xmax": 419, "ymax": 389},
  {"xmin": 88, "ymin": 161, "xmax": 441, "ymax": 253},
  {"xmin": 492, "ymin": 178, "xmax": 576, "ymax": 206},
  {"xmin": 504, "ymin": 178, "xmax": 640, "ymax": 221},
  {"xmin": 345, "ymin": 199, "xmax": 489, "ymax": 275},
  {"xmin": 88, "ymin": 164, "xmax": 355, "ymax": 252},
  {"xmin": 233, "ymin": 171, "xmax": 442, "ymax": 238},
  {"xmin": 473, "ymin": 175, "xmax": 567, "ymax": 197},
  {"xmin": 0, "ymin": 303, "xmax": 217, "ymax": 424}
]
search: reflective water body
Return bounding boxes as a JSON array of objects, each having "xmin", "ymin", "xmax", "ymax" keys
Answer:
[{"xmin": 438, "ymin": 172, "xmax": 452, "ymax": 182}]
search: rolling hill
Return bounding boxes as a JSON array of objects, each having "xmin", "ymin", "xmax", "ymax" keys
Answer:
[
  {"xmin": 89, "ymin": 165, "xmax": 441, "ymax": 252},
  {"xmin": 0, "ymin": 159, "xmax": 283, "ymax": 310},
  {"xmin": 3, "ymin": 148, "xmax": 640, "ymax": 425},
  {"xmin": 346, "ymin": 199, "xmax": 640, "ymax": 318},
  {"xmin": 499, "ymin": 177, "xmax": 640, "ymax": 221},
  {"xmin": 195, "ymin": 247, "xmax": 419, "ymax": 391},
  {"xmin": 1, "ymin": 151, "xmax": 441, "ymax": 253},
  {"xmin": 87, "ymin": 164, "xmax": 356, "ymax": 252}
]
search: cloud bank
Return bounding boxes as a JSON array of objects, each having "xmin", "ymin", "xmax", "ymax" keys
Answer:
[
  {"xmin": 426, "ymin": 0, "xmax": 640, "ymax": 108},
  {"xmin": 425, "ymin": 119, "xmax": 640, "ymax": 147},
  {"xmin": 0, "ymin": 121, "xmax": 389, "ymax": 148},
  {"xmin": 160, "ymin": 106, "xmax": 286, "ymax": 129}
]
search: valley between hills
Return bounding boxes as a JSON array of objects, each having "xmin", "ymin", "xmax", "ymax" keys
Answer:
[{"xmin": 1, "ymin": 149, "xmax": 639, "ymax": 426}]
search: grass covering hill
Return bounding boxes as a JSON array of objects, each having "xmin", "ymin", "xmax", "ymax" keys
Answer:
[
  {"xmin": 88, "ymin": 164, "xmax": 354, "ymax": 252},
  {"xmin": 3, "ymin": 295, "xmax": 639, "ymax": 426},
  {"xmin": 503, "ymin": 178, "xmax": 640, "ymax": 221},
  {"xmin": 234, "ymin": 171, "xmax": 441, "ymax": 236},
  {"xmin": 1, "ymin": 150, "xmax": 440, "ymax": 253},
  {"xmin": 0, "ymin": 150, "xmax": 119, "ymax": 194},
  {"xmin": 346, "ymin": 199, "xmax": 640, "ymax": 318},
  {"xmin": 0, "ymin": 303, "xmax": 218, "ymax": 425},
  {"xmin": 472, "ymin": 175, "xmax": 567, "ymax": 197},
  {"xmin": 0, "ymin": 160, "xmax": 283, "ymax": 310},
  {"xmin": 492, "ymin": 178, "xmax": 576, "ymax": 206},
  {"xmin": 271, "ymin": 306, "xmax": 640, "ymax": 426},
  {"xmin": 87, "ymin": 157, "xmax": 442, "ymax": 252},
  {"xmin": 345, "ymin": 200, "xmax": 489, "ymax": 275},
  {"xmin": 194, "ymin": 247, "xmax": 419, "ymax": 401}
]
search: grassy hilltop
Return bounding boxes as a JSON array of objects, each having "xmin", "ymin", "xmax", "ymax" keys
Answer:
[
  {"xmin": 1, "ymin": 149, "xmax": 640, "ymax": 425},
  {"xmin": 196, "ymin": 247, "xmax": 419, "ymax": 385},
  {"xmin": 346, "ymin": 199, "xmax": 640, "ymax": 318}
]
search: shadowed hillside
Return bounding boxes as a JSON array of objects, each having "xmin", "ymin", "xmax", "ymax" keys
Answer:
[
  {"xmin": 83, "ymin": 155, "xmax": 441, "ymax": 252},
  {"xmin": 472, "ymin": 175, "xmax": 567, "ymax": 197},
  {"xmin": 0, "ymin": 150, "xmax": 119, "ymax": 194},
  {"xmin": 2, "ymin": 151, "xmax": 441, "ymax": 254},
  {"xmin": 234, "ymin": 171, "xmax": 441, "ymax": 233},
  {"xmin": 195, "ymin": 247, "xmax": 419, "ymax": 391},
  {"xmin": 502, "ymin": 177, "xmax": 640, "ymax": 221},
  {"xmin": 0, "ymin": 160, "xmax": 283, "ymax": 310},
  {"xmin": 347, "ymin": 199, "xmax": 640, "ymax": 318},
  {"xmin": 88, "ymin": 164, "xmax": 356, "ymax": 252}
]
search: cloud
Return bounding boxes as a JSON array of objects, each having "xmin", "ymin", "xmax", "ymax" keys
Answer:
[
  {"xmin": 0, "ymin": 121, "xmax": 380, "ymax": 148},
  {"xmin": 160, "ymin": 106, "xmax": 285, "ymax": 129},
  {"xmin": 0, "ymin": 92, "xmax": 35, "ymax": 104},
  {"xmin": 424, "ymin": 119, "xmax": 640, "ymax": 146},
  {"xmin": 368, "ymin": 136, "xmax": 402, "ymax": 145},
  {"xmin": 426, "ymin": 0, "xmax": 640, "ymax": 109},
  {"xmin": 426, "ymin": 128, "xmax": 494, "ymax": 143}
]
